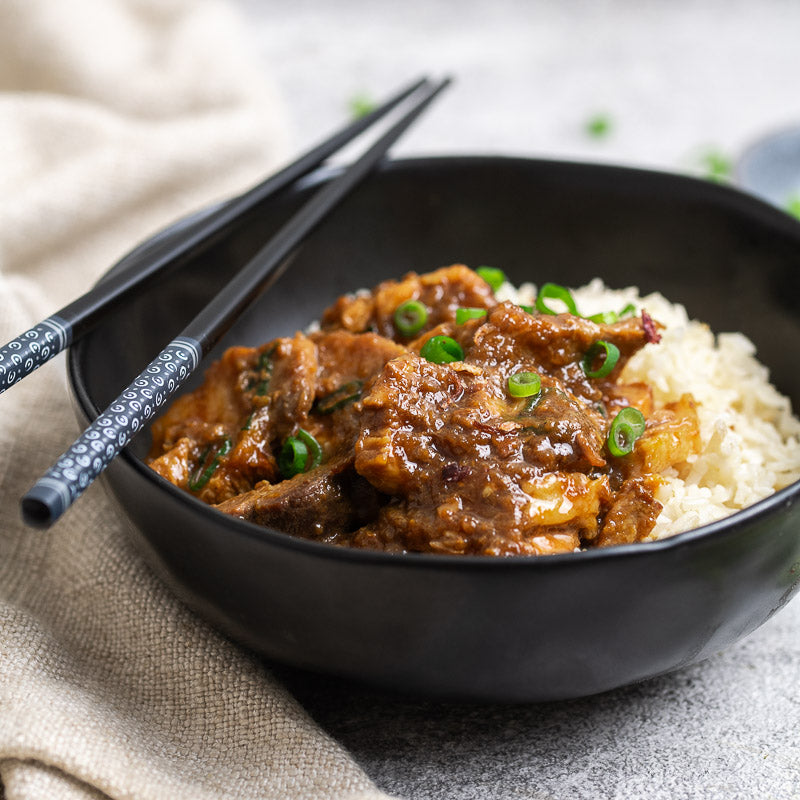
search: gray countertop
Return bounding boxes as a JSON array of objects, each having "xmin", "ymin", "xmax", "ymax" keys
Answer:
[{"xmin": 235, "ymin": 2, "xmax": 800, "ymax": 797}]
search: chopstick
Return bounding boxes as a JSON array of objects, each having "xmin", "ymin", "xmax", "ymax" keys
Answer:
[
  {"xmin": 21, "ymin": 76, "xmax": 451, "ymax": 528},
  {"xmin": 0, "ymin": 76, "xmax": 430, "ymax": 397}
]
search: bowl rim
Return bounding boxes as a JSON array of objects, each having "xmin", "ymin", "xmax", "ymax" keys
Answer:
[{"xmin": 68, "ymin": 153, "xmax": 800, "ymax": 570}]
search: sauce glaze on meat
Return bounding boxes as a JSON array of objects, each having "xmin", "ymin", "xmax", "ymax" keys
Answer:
[{"xmin": 147, "ymin": 265, "xmax": 701, "ymax": 555}]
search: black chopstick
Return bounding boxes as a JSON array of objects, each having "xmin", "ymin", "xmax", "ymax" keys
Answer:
[
  {"xmin": 0, "ymin": 76, "xmax": 430, "ymax": 397},
  {"xmin": 21, "ymin": 77, "xmax": 451, "ymax": 528}
]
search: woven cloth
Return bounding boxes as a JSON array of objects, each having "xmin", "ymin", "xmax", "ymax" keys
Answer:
[{"xmin": 0, "ymin": 1, "xmax": 394, "ymax": 798}]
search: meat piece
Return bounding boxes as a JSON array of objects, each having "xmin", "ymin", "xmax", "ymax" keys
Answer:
[
  {"xmin": 321, "ymin": 264, "xmax": 495, "ymax": 341},
  {"xmin": 147, "ymin": 264, "xmax": 703, "ymax": 556},
  {"xmin": 215, "ymin": 455, "xmax": 383, "ymax": 542},
  {"xmin": 593, "ymin": 477, "xmax": 663, "ymax": 547},
  {"xmin": 350, "ymin": 466, "xmax": 608, "ymax": 556},
  {"xmin": 622, "ymin": 394, "xmax": 701, "ymax": 477},
  {"xmin": 354, "ymin": 350, "xmax": 612, "ymax": 554},
  {"xmin": 468, "ymin": 302, "xmax": 654, "ymax": 405}
]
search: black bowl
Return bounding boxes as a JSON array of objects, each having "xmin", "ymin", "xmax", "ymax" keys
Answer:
[{"xmin": 69, "ymin": 156, "xmax": 800, "ymax": 702}]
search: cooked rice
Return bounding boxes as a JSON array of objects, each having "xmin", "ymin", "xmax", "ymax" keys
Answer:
[{"xmin": 503, "ymin": 278, "xmax": 800, "ymax": 539}]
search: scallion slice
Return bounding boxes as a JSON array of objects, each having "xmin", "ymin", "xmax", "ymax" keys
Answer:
[
  {"xmin": 587, "ymin": 310, "xmax": 619, "ymax": 325},
  {"xmin": 581, "ymin": 340, "xmax": 620, "ymax": 378},
  {"xmin": 393, "ymin": 299, "xmax": 428, "ymax": 337},
  {"xmin": 296, "ymin": 428, "xmax": 322, "ymax": 470},
  {"xmin": 535, "ymin": 283, "xmax": 579, "ymax": 316},
  {"xmin": 607, "ymin": 407, "xmax": 646, "ymax": 457},
  {"xmin": 420, "ymin": 335, "xmax": 464, "ymax": 364},
  {"xmin": 313, "ymin": 380, "xmax": 364, "ymax": 414},
  {"xmin": 508, "ymin": 371, "xmax": 542, "ymax": 398},
  {"xmin": 476, "ymin": 266, "xmax": 506, "ymax": 292},
  {"xmin": 518, "ymin": 304, "xmax": 534, "ymax": 314},
  {"xmin": 278, "ymin": 436, "xmax": 308, "ymax": 479},
  {"xmin": 188, "ymin": 436, "xmax": 232, "ymax": 492},
  {"xmin": 455, "ymin": 307, "xmax": 487, "ymax": 325}
]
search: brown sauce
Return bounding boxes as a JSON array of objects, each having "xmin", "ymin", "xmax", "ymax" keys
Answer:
[{"xmin": 147, "ymin": 265, "xmax": 701, "ymax": 555}]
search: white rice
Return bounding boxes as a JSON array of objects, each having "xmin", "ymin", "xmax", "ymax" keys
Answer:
[{"xmin": 505, "ymin": 278, "xmax": 800, "ymax": 539}]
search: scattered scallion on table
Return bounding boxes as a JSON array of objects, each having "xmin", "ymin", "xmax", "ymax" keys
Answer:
[
  {"xmin": 786, "ymin": 193, "xmax": 800, "ymax": 220},
  {"xmin": 585, "ymin": 113, "xmax": 613, "ymax": 139},
  {"xmin": 348, "ymin": 92, "xmax": 376, "ymax": 119}
]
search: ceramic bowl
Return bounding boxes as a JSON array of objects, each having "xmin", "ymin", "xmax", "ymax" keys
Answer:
[{"xmin": 68, "ymin": 156, "xmax": 800, "ymax": 702}]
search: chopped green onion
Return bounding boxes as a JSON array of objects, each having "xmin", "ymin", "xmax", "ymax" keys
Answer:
[
  {"xmin": 585, "ymin": 113, "xmax": 612, "ymax": 139},
  {"xmin": 420, "ymin": 335, "xmax": 464, "ymax": 364},
  {"xmin": 279, "ymin": 428, "xmax": 323, "ymax": 478},
  {"xmin": 393, "ymin": 299, "xmax": 428, "ymax": 337},
  {"xmin": 250, "ymin": 346, "xmax": 275, "ymax": 395},
  {"xmin": 348, "ymin": 92, "xmax": 376, "ymax": 119},
  {"xmin": 313, "ymin": 380, "xmax": 364, "ymax": 414},
  {"xmin": 188, "ymin": 436, "xmax": 232, "ymax": 492},
  {"xmin": 619, "ymin": 302, "xmax": 636, "ymax": 318},
  {"xmin": 278, "ymin": 436, "xmax": 309, "ymax": 479},
  {"xmin": 535, "ymin": 283, "xmax": 580, "ymax": 316},
  {"xmin": 455, "ymin": 307, "xmax": 487, "ymax": 325},
  {"xmin": 476, "ymin": 266, "xmax": 506, "ymax": 292},
  {"xmin": 518, "ymin": 304, "xmax": 534, "ymax": 314},
  {"xmin": 701, "ymin": 149, "xmax": 732, "ymax": 184},
  {"xmin": 296, "ymin": 428, "xmax": 322, "ymax": 470},
  {"xmin": 587, "ymin": 310, "xmax": 619, "ymax": 325},
  {"xmin": 607, "ymin": 407, "xmax": 646, "ymax": 457},
  {"xmin": 508, "ymin": 371, "xmax": 542, "ymax": 398},
  {"xmin": 581, "ymin": 340, "xmax": 620, "ymax": 378}
]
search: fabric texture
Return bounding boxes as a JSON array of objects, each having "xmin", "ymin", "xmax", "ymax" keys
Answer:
[{"xmin": 0, "ymin": 1, "xmax": 394, "ymax": 798}]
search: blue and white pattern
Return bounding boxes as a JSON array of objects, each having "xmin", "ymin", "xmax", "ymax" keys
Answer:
[
  {"xmin": 0, "ymin": 315, "xmax": 72, "ymax": 394},
  {"xmin": 24, "ymin": 336, "xmax": 202, "ymax": 525}
]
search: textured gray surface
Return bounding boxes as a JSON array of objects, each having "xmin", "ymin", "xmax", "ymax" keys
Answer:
[{"xmin": 237, "ymin": 2, "xmax": 800, "ymax": 797}]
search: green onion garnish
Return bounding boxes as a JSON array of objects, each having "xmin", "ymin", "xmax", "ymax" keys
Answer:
[
  {"xmin": 455, "ymin": 307, "xmax": 487, "ymax": 325},
  {"xmin": 188, "ymin": 436, "xmax": 232, "ymax": 492},
  {"xmin": 250, "ymin": 346, "xmax": 275, "ymax": 395},
  {"xmin": 393, "ymin": 299, "xmax": 428, "ymax": 337},
  {"xmin": 587, "ymin": 311, "xmax": 619, "ymax": 325},
  {"xmin": 476, "ymin": 266, "xmax": 506, "ymax": 292},
  {"xmin": 619, "ymin": 302, "xmax": 636, "ymax": 318},
  {"xmin": 581, "ymin": 340, "xmax": 620, "ymax": 378},
  {"xmin": 313, "ymin": 380, "xmax": 364, "ymax": 414},
  {"xmin": 607, "ymin": 407, "xmax": 646, "ymax": 457},
  {"xmin": 279, "ymin": 428, "xmax": 323, "ymax": 478},
  {"xmin": 519, "ymin": 304, "xmax": 534, "ymax": 314},
  {"xmin": 508, "ymin": 371, "xmax": 542, "ymax": 398},
  {"xmin": 278, "ymin": 436, "xmax": 309, "ymax": 479},
  {"xmin": 296, "ymin": 428, "xmax": 322, "ymax": 470},
  {"xmin": 420, "ymin": 335, "xmax": 464, "ymax": 364},
  {"xmin": 535, "ymin": 283, "xmax": 579, "ymax": 316}
]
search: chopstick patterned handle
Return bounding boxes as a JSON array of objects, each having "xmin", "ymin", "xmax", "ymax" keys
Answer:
[
  {"xmin": 0, "ymin": 316, "xmax": 72, "ymax": 394},
  {"xmin": 22, "ymin": 336, "xmax": 202, "ymax": 527}
]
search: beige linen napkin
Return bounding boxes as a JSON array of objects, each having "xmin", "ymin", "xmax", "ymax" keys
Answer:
[{"xmin": 0, "ymin": 1, "xmax": 395, "ymax": 798}]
